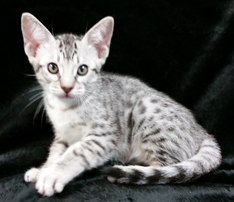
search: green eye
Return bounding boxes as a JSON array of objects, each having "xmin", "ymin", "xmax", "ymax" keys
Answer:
[
  {"xmin": 48, "ymin": 63, "xmax": 59, "ymax": 74},
  {"xmin": 77, "ymin": 64, "xmax": 88, "ymax": 76}
]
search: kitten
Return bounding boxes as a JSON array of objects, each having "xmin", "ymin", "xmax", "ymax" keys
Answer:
[{"xmin": 21, "ymin": 13, "xmax": 221, "ymax": 197}]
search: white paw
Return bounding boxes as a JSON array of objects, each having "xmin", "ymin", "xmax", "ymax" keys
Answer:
[
  {"xmin": 24, "ymin": 167, "xmax": 40, "ymax": 183},
  {"xmin": 35, "ymin": 164, "xmax": 70, "ymax": 197},
  {"xmin": 107, "ymin": 176, "xmax": 117, "ymax": 183}
]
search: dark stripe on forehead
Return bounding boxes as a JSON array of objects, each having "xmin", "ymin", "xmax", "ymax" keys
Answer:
[{"xmin": 55, "ymin": 34, "xmax": 81, "ymax": 60}]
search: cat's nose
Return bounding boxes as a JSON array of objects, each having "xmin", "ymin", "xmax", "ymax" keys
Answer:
[{"xmin": 61, "ymin": 87, "xmax": 73, "ymax": 94}]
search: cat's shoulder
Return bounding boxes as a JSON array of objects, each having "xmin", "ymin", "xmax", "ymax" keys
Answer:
[{"xmin": 100, "ymin": 72, "xmax": 147, "ymax": 87}]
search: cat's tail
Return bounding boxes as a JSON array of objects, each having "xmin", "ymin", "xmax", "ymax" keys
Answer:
[{"xmin": 101, "ymin": 137, "xmax": 221, "ymax": 184}]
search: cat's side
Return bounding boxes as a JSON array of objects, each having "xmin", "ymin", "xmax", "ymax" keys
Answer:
[{"xmin": 21, "ymin": 13, "xmax": 221, "ymax": 197}]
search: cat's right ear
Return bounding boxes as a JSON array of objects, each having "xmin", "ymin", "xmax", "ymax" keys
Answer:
[{"xmin": 21, "ymin": 13, "xmax": 54, "ymax": 58}]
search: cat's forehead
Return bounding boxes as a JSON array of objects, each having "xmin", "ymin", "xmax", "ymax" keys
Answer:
[
  {"xmin": 54, "ymin": 34, "xmax": 83, "ymax": 61},
  {"xmin": 55, "ymin": 34, "xmax": 83, "ymax": 48}
]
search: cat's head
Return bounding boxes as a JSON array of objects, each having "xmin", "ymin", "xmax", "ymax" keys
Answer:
[{"xmin": 21, "ymin": 13, "xmax": 114, "ymax": 101}]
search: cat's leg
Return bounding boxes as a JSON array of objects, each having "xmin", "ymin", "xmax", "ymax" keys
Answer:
[
  {"xmin": 24, "ymin": 137, "xmax": 68, "ymax": 183},
  {"xmin": 35, "ymin": 134, "xmax": 117, "ymax": 196}
]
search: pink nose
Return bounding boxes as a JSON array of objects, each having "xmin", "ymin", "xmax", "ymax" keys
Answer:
[{"xmin": 61, "ymin": 87, "xmax": 73, "ymax": 94}]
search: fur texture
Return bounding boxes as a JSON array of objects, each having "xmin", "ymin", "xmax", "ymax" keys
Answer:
[{"xmin": 21, "ymin": 13, "xmax": 221, "ymax": 197}]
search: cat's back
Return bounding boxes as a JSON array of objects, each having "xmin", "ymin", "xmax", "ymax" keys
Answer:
[{"xmin": 99, "ymin": 72, "xmax": 154, "ymax": 97}]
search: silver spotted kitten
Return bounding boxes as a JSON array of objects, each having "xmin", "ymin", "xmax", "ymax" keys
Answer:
[{"xmin": 21, "ymin": 13, "xmax": 221, "ymax": 197}]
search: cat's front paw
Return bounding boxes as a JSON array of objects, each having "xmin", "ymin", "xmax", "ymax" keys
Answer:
[
  {"xmin": 24, "ymin": 167, "xmax": 40, "ymax": 183},
  {"xmin": 35, "ymin": 164, "xmax": 69, "ymax": 197}
]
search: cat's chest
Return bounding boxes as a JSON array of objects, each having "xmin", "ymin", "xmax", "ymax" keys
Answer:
[{"xmin": 46, "ymin": 103, "xmax": 89, "ymax": 144}]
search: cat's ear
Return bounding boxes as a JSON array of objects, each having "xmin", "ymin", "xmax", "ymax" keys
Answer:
[
  {"xmin": 83, "ymin": 17, "xmax": 114, "ymax": 60},
  {"xmin": 21, "ymin": 13, "xmax": 54, "ymax": 58}
]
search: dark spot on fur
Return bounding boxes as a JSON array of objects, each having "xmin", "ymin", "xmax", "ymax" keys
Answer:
[
  {"xmin": 139, "ymin": 106, "xmax": 146, "ymax": 114},
  {"xmin": 73, "ymin": 150, "xmax": 90, "ymax": 166},
  {"xmin": 167, "ymin": 117, "xmax": 173, "ymax": 121},
  {"xmin": 91, "ymin": 140, "xmax": 106, "ymax": 152},
  {"xmin": 149, "ymin": 123, "xmax": 156, "ymax": 128},
  {"xmin": 168, "ymin": 126, "xmax": 175, "ymax": 132},
  {"xmin": 148, "ymin": 116, "xmax": 154, "ymax": 122},
  {"xmin": 157, "ymin": 155, "xmax": 166, "ymax": 163},
  {"xmin": 154, "ymin": 108, "xmax": 161, "ymax": 114},
  {"xmin": 180, "ymin": 127, "xmax": 186, "ymax": 131},
  {"xmin": 127, "ymin": 111, "xmax": 133, "ymax": 144},
  {"xmin": 151, "ymin": 99, "xmax": 158, "ymax": 103},
  {"xmin": 100, "ymin": 114, "xmax": 109, "ymax": 121},
  {"xmin": 129, "ymin": 169, "xmax": 145, "ymax": 184},
  {"xmin": 82, "ymin": 144, "xmax": 94, "ymax": 154},
  {"xmin": 59, "ymin": 41, "xmax": 63, "ymax": 48},
  {"xmin": 168, "ymin": 166, "xmax": 187, "ymax": 183},
  {"xmin": 138, "ymin": 100, "xmax": 143, "ymax": 107},
  {"xmin": 137, "ymin": 118, "xmax": 146, "ymax": 130},
  {"xmin": 143, "ymin": 128, "xmax": 161, "ymax": 142},
  {"xmin": 158, "ymin": 149, "xmax": 166, "ymax": 157},
  {"xmin": 157, "ymin": 137, "xmax": 166, "ymax": 142},
  {"xmin": 126, "ymin": 101, "xmax": 132, "ymax": 108},
  {"xmin": 73, "ymin": 149, "xmax": 78, "ymax": 156},
  {"xmin": 91, "ymin": 123, "xmax": 105, "ymax": 129},
  {"xmin": 127, "ymin": 158, "xmax": 149, "ymax": 166},
  {"xmin": 91, "ymin": 123, "xmax": 99, "ymax": 129},
  {"xmin": 96, "ymin": 151, "xmax": 102, "ymax": 157},
  {"xmin": 111, "ymin": 139, "xmax": 117, "ymax": 146},
  {"xmin": 78, "ymin": 122, "xmax": 87, "ymax": 126},
  {"xmin": 147, "ymin": 169, "xmax": 163, "ymax": 184},
  {"xmin": 99, "ymin": 123, "xmax": 105, "ymax": 128},
  {"xmin": 101, "ymin": 166, "xmax": 126, "ymax": 179},
  {"xmin": 80, "ymin": 153, "xmax": 90, "ymax": 166}
]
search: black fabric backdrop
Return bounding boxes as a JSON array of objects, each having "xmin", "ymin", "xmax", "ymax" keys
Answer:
[{"xmin": 1, "ymin": 0, "xmax": 234, "ymax": 201}]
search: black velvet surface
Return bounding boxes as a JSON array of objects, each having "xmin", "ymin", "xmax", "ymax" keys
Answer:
[{"xmin": 1, "ymin": 0, "xmax": 234, "ymax": 201}]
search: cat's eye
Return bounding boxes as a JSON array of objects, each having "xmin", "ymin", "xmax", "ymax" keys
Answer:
[
  {"xmin": 48, "ymin": 63, "xmax": 59, "ymax": 74},
  {"xmin": 77, "ymin": 65, "xmax": 88, "ymax": 76}
]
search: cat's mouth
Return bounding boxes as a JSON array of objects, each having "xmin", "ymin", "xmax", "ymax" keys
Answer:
[
  {"xmin": 55, "ymin": 93, "xmax": 74, "ymax": 99},
  {"xmin": 62, "ymin": 94, "xmax": 73, "ymax": 99}
]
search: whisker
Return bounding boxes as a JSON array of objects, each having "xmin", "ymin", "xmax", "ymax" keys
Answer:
[
  {"xmin": 41, "ymin": 107, "xmax": 46, "ymax": 128},
  {"xmin": 21, "ymin": 94, "xmax": 43, "ymax": 114},
  {"xmin": 19, "ymin": 86, "xmax": 43, "ymax": 98},
  {"xmin": 33, "ymin": 99, "xmax": 44, "ymax": 124},
  {"xmin": 29, "ymin": 92, "xmax": 43, "ymax": 101},
  {"xmin": 23, "ymin": 73, "xmax": 37, "ymax": 77}
]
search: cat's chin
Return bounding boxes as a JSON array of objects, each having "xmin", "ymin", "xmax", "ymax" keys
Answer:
[{"xmin": 57, "ymin": 94, "xmax": 74, "ymax": 100}]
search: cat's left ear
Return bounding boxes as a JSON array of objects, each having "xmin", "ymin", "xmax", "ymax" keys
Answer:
[{"xmin": 83, "ymin": 17, "xmax": 114, "ymax": 60}]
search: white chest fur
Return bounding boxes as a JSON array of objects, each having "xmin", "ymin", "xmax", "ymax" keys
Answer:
[{"xmin": 45, "ymin": 98, "xmax": 90, "ymax": 145}]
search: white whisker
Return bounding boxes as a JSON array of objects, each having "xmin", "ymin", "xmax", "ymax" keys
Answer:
[
  {"xmin": 29, "ymin": 92, "xmax": 43, "ymax": 101},
  {"xmin": 21, "ymin": 93, "xmax": 43, "ymax": 115},
  {"xmin": 33, "ymin": 99, "xmax": 45, "ymax": 124},
  {"xmin": 41, "ymin": 107, "xmax": 46, "ymax": 127}
]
